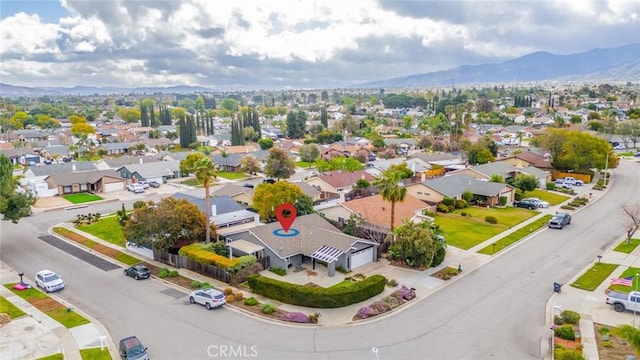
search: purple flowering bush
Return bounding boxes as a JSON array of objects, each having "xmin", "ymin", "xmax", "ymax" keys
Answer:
[
  {"xmin": 392, "ymin": 286, "xmax": 416, "ymax": 300},
  {"xmin": 355, "ymin": 306, "xmax": 379, "ymax": 319},
  {"xmin": 280, "ymin": 312, "xmax": 310, "ymax": 323}
]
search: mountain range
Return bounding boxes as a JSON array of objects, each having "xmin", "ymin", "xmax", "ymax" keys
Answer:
[
  {"xmin": 1, "ymin": 43, "xmax": 639, "ymax": 96},
  {"xmin": 356, "ymin": 43, "xmax": 640, "ymax": 88}
]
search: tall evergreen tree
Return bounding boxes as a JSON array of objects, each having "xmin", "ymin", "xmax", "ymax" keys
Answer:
[
  {"xmin": 321, "ymin": 105, "xmax": 328, "ymax": 128},
  {"xmin": 149, "ymin": 104, "xmax": 155, "ymax": 127}
]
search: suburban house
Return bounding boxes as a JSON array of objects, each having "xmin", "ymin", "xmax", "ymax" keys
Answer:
[
  {"xmin": 23, "ymin": 162, "xmax": 98, "ymax": 180},
  {"xmin": 384, "ymin": 138, "xmax": 417, "ymax": 152},
  {"xmin": 171, "ymin": 193, "xmax": 260, "ymax": 237},
  {"xmin": 317, "ymin": 193, "xmax": 434, "ymax": 233},
  {"xmin": 225, "ymin": 214, "xmax": 379, "ymax": 276},
  {"xmin": 44, "ymin": 169, "xmax": 126, "ymax": 195},
  {"xmin": 116, "ymin": 160, "xmax": 181, "ymax": 184},
  {"xmin": 500, "ymin": 150, "xmax": 554, "ymax": 171},
  {"xmin": 156, "ymin": 151, "xmax": 193, "ymax": 162},
  {"xmin": 457, "ymin": 161, "xmax": 550, "ymax": 188},
  {"xmin": 0, "ymin": 149, "xmax": 42, "ymax": 165},
  {"xmin": 96, "ymin": 141, "xmax": 138, "ymax": 156},
  {"xmin": 40, "ymin": 145, "xmax": 71, "ymax": 160},
  {"xmin": 94, "ymin": 155, "xmax": 161, "ymax": 170},
  {"xmin": 409, "ymin": 152, "xmax": 466, "ymax": 171},
  {"xmin": 407, "ymin": 173, "xmax": 516, "ymax": 206},
  {"xmin": 305, "ymin": 170, "xmax": 376, "ymax": 200},
  {"xmin": 212, "ymin": 183, "xmax": 255, "ymax": 207},
  {"xmin": 211, "ymin": 153, "xmax": 243, "ymax": 172},
  {"xmin": 365, "ymin": 157, "xmax": 435, "ymax": 181},
  {"xmin": 294, "ymin": 181, "xmax": 322, "ymax": 203}
]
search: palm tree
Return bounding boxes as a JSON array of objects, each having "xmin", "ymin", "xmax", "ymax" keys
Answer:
[
  {"xmin": 191, "ymin": 157, "xmax": 218, "ymax": 243},
  {"xmin": 375, "ymin": 168, "xmax": 407, "ymax": 232}
]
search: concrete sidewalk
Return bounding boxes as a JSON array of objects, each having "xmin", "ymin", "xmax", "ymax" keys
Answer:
[{"xmin": 0, "ymin": 264, "xmax": 117, "ymax": 360}]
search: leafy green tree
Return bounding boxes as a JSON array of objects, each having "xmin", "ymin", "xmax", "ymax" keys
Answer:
[
  {"xmin": 253, "ymin": 181, "xmax": 304, "ymax": 221},
  {"xmin": 393, "ymin": 220, "xmax": 437, "ymax": 268},
  {"xmin": 286, "ymin": 110, "xmax": 307, "ymax": 138},
  {"xmin": 123, "ymin": 198, "xmax": 212, "ymax": 251},
  {"xmin": 265, "ymin": 147, "xmax": 296, "ymax": 179},
  {"xmin": 535, "ymin": 128, "xmax": 616, "ymax": 171},
  {"xmin": 71, "ymin": 122, "xmax": 95, "ymax": 136},
  {"xmin": 315, "ymin": 156, "xmax": 363, "ymax": 172},
  {"xmin": 220, "ymin": 98, "xmax": 239, "ymax": 112},
  {"xmin": 512, "ymin": 174, "xmax": 538, "ymax": 194},
  {"xmin": 490, "ymin": 174, "xmax": 504, "ymax": 183},
  {"xmin": 0, "ymin": 155, "xmax": 36, "ymax": 223},
  {"xmin": 180, "ymin": 156, "xmax": 218, "ymax": 243},
  {"xmin": 298, "ymin": 144, "xmax": 320, "ymax": 163},
  {"xmin": 240, "ymin": 155, "xmax": 261, "ymax": 175},
  {"xmin": 295, "ymin": 194, "xmax": 315, "ymax": 216},
  {"xmin": 376, "ymin": 167, "xmax": 408, "ymax": 231},
  {"xmin": 257, "ymin": 138, "xmax": 274, "ymax": 150},
  {"xmin": 387, "ymin": 163, "xmax": 413, "ymax": 179}
]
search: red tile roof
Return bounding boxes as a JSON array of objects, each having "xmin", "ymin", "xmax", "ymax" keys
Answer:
[{"xmin": 343, "ymin": 194, "xmax": 428, "ymax": 229}]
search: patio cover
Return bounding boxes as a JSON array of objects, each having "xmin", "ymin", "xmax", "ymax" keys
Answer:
[
  {"xmin": 228, "ymin": 239, "xmax": 264, "ymax": 254},
  {"xmin": 310, "ymin": 245, "xmax": 343, "ymax": 263}
]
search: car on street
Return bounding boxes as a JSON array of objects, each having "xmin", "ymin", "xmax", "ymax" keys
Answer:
[
  {"xmin": 148, "ymin": 181, "xmax": 161, "ymax": 188},
  {"xmin": 634, "ymin": 152, "xmax": 640, "ymax": 157},
  {"xmin": 554, "ymin": 180, "xmax": 573, "ymax": 189},
  {"xmin": 613, "ymin": 144, "xmax": 626, "ymax": 150},
  {"xmin": 548, "ymin": 212, "xmax": 572, "ymax": 229},
  {"xmin": 35, "ymin": 270, "xmax": 65, "ymax": 292},
  {"xmin": 188, "ymin": 288, "xmax": 226, "ymax": 310},
  {"xmin": 560, "ymin": 177, "xmax": 584, "ymax": 186},
  {"xmin": 137, "ymin": 181, "xmax": 150, "ymax": 189},
  {"xmin": 124, "ymin": 264, "xmax": 151, "ymax": 280},
  {"xmin": 118, "ymin": 336, "xmax": 149, "ymax": 360},
  {"xmin": 522, "ymin": 198, "xmax": 549, "ymax": 208},
  {"xmin": 513, "ymin": 199, "xmax": 538, "ymax": 209}
]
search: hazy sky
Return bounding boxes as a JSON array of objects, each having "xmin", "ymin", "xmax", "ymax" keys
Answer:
[{"xmin": 1, "ymin": 0, "xmax": 639, "ymax": 90}]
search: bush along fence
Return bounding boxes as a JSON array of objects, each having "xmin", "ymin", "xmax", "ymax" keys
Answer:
[
  {"xmin": 153, "ymin": 247, "xmax": 269, "ymax": 285},
  {"xmin": 247, "ymin": 274, "xmax": 386, "ymax": 308}
]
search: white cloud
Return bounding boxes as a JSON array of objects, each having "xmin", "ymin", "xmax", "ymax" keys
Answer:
[{"xmin": 1, "ymin": 0, "xmax": 638, "ymax": 88}]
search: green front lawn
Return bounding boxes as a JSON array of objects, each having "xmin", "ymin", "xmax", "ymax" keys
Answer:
[
  {"xmin": 4, "ymin": 283, "xmax": 90, "ymax": 328},
  {"xmin": 217, "ymin": 171, "xmax": 246, "ymax": 180},
  {"xmin": 437, "ymin": 207, "xmax": 538, "ymax": 249},
  {"xmin": 296, "ymin": 161, "xmax": 316, "ymax": 169},
  {"xmin": 570, "ymin": 262, "xmax": 619, "ymax": 291},
  {"xmin": 477, "ymin": 215, "xmax": 553, "ymax": 255},
  {"xmin": 80, "ymin": 347, "xmax": 113, "ymax": 360},
  {"xmin": 180, "ymin": 179, "xmax": 201, "ymax": 187},
  {"xmin": 608, "ymin": 267, "xmax": 640, "ymax": 293},
  {"xmin": 614, "ymin": 238, "xmax": 640, "ymax": 254},
  {"xmin": 77, "ymin": 216, "xmax": 125, "ymax": 247},
  {"xmin": 525, "ymin": 189, "xmax": 570, "ymax": 206},
  {"xmin": 63, "ymin": 193, "xmax": 104, "ymax": 204},
  {"xmin": 0, "ymin": 295, "xmax": 27, "ymax": 318}
]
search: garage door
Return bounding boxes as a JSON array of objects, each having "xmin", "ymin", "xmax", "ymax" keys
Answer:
[
  {"xmin": 350, "ymin": 247, "xmax": 373, "ymax": 269},
  {"xmin": 104, "ymin": 181, "xmax": 125, "ymax": 192}
]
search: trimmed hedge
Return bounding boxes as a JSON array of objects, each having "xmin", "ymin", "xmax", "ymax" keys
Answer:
[
  {"xmin": 247, "ymin": 274, "xmax": 386, "ymax": 308},
  {"xmin": 179, "ymin": 243, "xmax": 256, "ymax": 272}
]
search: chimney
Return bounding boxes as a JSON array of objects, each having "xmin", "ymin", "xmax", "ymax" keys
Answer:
[
  {"xmin": 140, "ymin": 158, "xmax": 143, "ymax": 164},
  {"xmin": 211, "ymin": 205, "xmax": 217, "ymax": 217}
]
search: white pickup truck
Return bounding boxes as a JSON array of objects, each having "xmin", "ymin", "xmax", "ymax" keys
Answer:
[
  {"xmin": 560, "ymin": 177, "xmax": 584, "ymax": 186},
  {"xmin": 606, "ymin": 290, "xmax": 640, "ymax": 312}
]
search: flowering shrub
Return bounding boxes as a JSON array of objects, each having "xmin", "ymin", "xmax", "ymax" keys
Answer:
[
  {"xmin": 280, "ymin": 312, "xmax": 309, "ymax": 323},
  {"xmin": 355, "ymin": 306, "xmax": 379, "ymax": 319},
  {"xmin": 370, "ymin": 300, "xmax": 391, "ymax": 314},
  {"xmin": 382, "ymin": 296, "xmax": 400, "ymax": 309},
  {"xmin": 392, "ymin": 286, "xmax": 416, "ymax": 300}
]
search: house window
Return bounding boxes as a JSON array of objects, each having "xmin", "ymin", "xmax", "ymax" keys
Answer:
[
  {"xmin": 338, "ymin": 217, "xmax": 344, "ymax": 225},
  {"xmin": 63, "ymin": 186, "xmax": 72, "ymax": 193}
]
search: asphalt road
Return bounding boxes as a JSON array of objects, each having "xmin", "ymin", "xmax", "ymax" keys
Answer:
[{"xmin": 1, "ymin": 160, "xmax": 638, "ymax": 360}]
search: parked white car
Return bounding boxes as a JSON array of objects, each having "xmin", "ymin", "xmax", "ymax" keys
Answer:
[
  {"xmin": 523, "ymin": 198, "xmax": 549, "ymax": 208},
  {"xmin": 188, "ymin": 288, "xmax": 226, "ymax": 310},
  {"xmin": 35, "ymin": 270, "xmax": 65, "ymax": 293}
]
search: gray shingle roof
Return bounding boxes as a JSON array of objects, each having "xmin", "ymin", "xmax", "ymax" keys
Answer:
[
  {"xmin": 102, "ymin": 156, "xmax": 161, "ymax": 168},
  {"xmin": 28, "ymin": 162, "xmax": 97, "ymax": 176},
  {"xmin": 171, "ymin": 193, "xmax": 244, "ymax": 215},
  {"xmin": 229, "ymin": 214, "xmax": 376, "ymax": 259},
  {"xmin": 48, "ymin": 170, "xmax": 124, "ymax": 186},
  {"xmin": 118, "ymin": 160, "xmax": 180, "ymax": 178},
  {"xmin": 423, "ymin": 173, "xmax": 510, "ymax": 197}
]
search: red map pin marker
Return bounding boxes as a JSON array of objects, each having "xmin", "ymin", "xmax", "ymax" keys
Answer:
[{"xmin": 275, "ymin": 203, "xmax": 297, "ymax": 232}]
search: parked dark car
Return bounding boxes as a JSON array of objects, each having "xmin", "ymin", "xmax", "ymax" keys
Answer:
[
  {"xmin": 148, "ymin": 181, "xmax": 161, "ymax": 188},
  {"xmin": 124, "ymin": 264, "xmax": 151, "ymax": 280},
  {"xmin": 548, "ymin": 212, "xmax": 572, "ymax": 229},
  {"xmin": 263, "ymin": 178, "xmax": 276, "ymax": 184},
  {"xmin": 119, "ymin": 336, "xmax": 149, "ymax": 360},
  {"xmin": 513, "ymin": 199, "xmax": 538, "ymax": 210}
]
